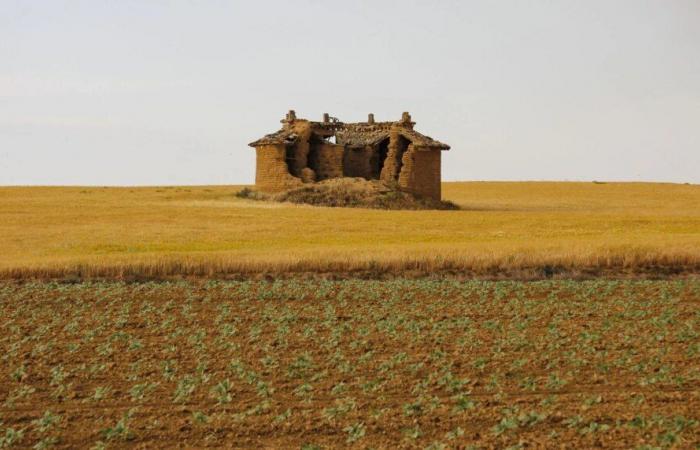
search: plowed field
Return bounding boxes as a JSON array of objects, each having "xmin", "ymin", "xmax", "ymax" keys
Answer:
[{"xmin": 1, "ymin": 279, "xmax": 699, "ymax": 448}]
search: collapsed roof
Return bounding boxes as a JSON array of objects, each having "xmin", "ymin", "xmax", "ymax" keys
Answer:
[{"xmin": 249, "ymin": 112, "xmax": 450, "ymax": 151}]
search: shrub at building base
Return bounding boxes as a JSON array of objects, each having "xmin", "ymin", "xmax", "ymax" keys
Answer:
[{"xmin": 236, "ymin": 178, "xmax": 459, "ymax": 210}]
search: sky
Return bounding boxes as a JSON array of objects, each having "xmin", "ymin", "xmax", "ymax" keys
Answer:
[{"xmin": 1, "ymin": 0, "xmax": 699, "ymax": 185}]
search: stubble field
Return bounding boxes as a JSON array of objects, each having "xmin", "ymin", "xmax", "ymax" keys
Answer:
[
  {"xmin": 1, "ymin": 279, "xmax": 699, "ymax": 448},
  {"xmin": 1, "ymin": 182, "xmax": 699, "ymax": 279}
]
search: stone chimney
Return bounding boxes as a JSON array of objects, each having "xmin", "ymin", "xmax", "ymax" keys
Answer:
[
  {"xmin": 368, "ymin": 113, "xmax": 375, "ymax": 124},
  {"xmin": 323, "ymin": 113, "xmax": 330, "ymax": 123},
  {"xmin": 400, "ymin": 111, "xmax": 415, "ymax": 129},
  {"xmin": 281, "ymin": 109, "xmax": 297, "ymax": 127}
]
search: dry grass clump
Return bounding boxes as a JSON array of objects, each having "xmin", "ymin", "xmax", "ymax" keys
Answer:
[{"xmin": 237, "ymin": 178, "xmax": 459, "ymax": 210}]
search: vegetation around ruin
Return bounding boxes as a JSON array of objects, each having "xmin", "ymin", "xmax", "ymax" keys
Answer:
[
  {"xmin": 1, "ymin": 279, "xmax": 699, "ymax": 448},
  {"xmin": 1, "ymin": 181, "xmax": 699, "ymax": 280},
  {"xmin": 235, "ymin": 178, "xmax": 459, "ymax": 210}
]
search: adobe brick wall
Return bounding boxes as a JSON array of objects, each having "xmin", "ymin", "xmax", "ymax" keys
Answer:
[
  {"xmin": 397, "ymin": 144, "xmax": 416, "ymax": 190},
  {"xmin": 342, "ymin": 146, "xmax": 374, "ymax": 179},
  {"xmin": 379, "ymin": 133, "xmax": 442, "ymax": 201},
  {"xmin": 250, "ymin": 113, "xmax": 448, "ymax": 201},
  {"xmin": 289, "ymin": 124, "xmax": 312, "ymax": 177},
  {"xmin": 309, "ymin": 143, "xmax": 344, "ymax": 180},
  {"xmin": 409, "ymin": 149, "xmax": 441, "ymax": 200},
  {"xmin": 255, "ymin": 144, "xmax": 303, "ymax": 192},
  {"xmin": 380, "ymin": 131, "xmax": 411, "ymax": 183}
]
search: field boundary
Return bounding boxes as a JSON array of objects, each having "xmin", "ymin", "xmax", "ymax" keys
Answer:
[{"xmin": 2, "ymin": 259, "xmax": 700, "ymax": 282}]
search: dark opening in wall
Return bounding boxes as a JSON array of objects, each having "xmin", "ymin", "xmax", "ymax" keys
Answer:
[
  {"xmin": 307, "ymin": 142, "xmax": 320, "ymax": 176},
  {"xmin": 342, "ymin": 147, "xmax": 366, "ymax": 178},
  {"xmin": 372, "ymin": 138, "xmax": 390, "ymax": 179},
  {"xmin": 285, "ymin": 144, "xmax": 296, "ymax": 176}
]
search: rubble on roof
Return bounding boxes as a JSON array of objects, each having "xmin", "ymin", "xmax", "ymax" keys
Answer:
[{"xmin": 248, "ymin": 129, "xmax": 298, "ymax": 147}]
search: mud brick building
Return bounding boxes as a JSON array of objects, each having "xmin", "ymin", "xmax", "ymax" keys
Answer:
[{"xmin": 249, "ymin": 111, "xmax": 450, "ymax": 201}]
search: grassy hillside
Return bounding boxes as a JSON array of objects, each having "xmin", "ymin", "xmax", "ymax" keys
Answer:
[{"xmin": 1, "ymin": 182, "xmax": 699, "ymax": 279}]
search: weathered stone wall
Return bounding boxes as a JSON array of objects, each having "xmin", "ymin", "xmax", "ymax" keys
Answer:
[
  {"xmin": 252, "ymin": 115, "xmax": 446, "ymax": 200},
  {"xmin": 308, "ymin": 143, "xmax": 344, "ymax": 181},
  {"xmin": 380, "ymin": 132, "xmax": 411, "ymax": 183},
  {"xmin": 397, "ymin": 144, "xmax": 416, "ymax": 190},
  {"xmin": 255, "ymin": 144, "xmax": 303, "ymax": 192},
  {"xmin": 289, "ymin": 123, "xmax": 312, "ymax": 177},
  {"xmin": 376, "ymin": 132, "xmax": 442, "ymax": 200},
  {"xmin": 342, "ymin": 146, "xmax": 374, "ymax": 179},
  {"xmin": 409, "ymin": 148, "xmax": 441, "ymax": 200}
]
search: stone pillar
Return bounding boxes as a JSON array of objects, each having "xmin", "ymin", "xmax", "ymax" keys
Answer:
[
  {"xmin": 400, "ymin": 112, "xmax": 415, "ymax": 129},
  {"xmin": 397, "ymin": 144, "xmax": 416, "ymax": 190},
  {"xmin": 380, "ymin": 130, "xmax": 404, "ymax": 182},
  {"xmin": 287, "ymin": 121, "xmax": 313, "ymax": 177}
]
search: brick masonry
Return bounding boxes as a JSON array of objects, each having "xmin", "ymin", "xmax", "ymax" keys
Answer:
[
  {"xmin": 249, "ymin": 112, "xmax": 449, "ymax": 201},
  {"xmin": 254, "ymin": 144, "xmax": 303, "ymax": 191}
]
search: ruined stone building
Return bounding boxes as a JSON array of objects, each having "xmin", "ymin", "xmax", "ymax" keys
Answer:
[{"xmin": 249, "ymin": 111, "xmax": 450, "ymax": 201}]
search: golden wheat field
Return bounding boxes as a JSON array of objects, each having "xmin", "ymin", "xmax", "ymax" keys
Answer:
[{"xmin": 1, "ymin": 182, "xmax": 699, "ymax": 279}]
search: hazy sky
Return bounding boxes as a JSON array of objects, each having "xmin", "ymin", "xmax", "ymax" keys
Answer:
[{"xmin": 2, "ymin": 0, "xmax": 699, "ymax": 185}]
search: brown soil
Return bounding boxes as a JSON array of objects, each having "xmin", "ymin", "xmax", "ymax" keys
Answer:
[{"xmin": 1, "ymin": 279, "xmax": 699, "ymax": 448}]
